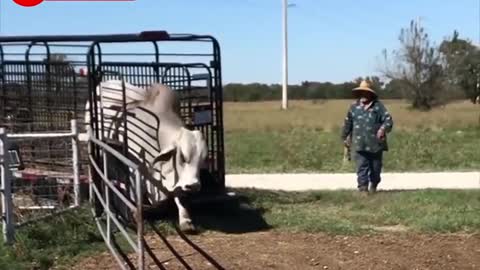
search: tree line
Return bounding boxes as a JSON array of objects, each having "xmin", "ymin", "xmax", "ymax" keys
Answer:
[
  {"xmin": 223, "ymin": 76, "xmax": 405, "ymax": 102},
  {"xmin": 224, "ymin": 20, "xmax": 480, "ymax": 111}
]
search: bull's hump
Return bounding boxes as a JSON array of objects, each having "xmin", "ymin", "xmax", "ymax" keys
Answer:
[{"xmin": 98, "ymin": 80, "xmax": 147, "ymax": 104}]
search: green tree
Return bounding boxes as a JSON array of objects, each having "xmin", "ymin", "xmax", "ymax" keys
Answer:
[
  {"xmin": 439, "ymin": 31, "xmax": 480, "ymax": 103},
  {"xmin": 383, "ymin": 79, "xmax": 407, "ymax": 99}
]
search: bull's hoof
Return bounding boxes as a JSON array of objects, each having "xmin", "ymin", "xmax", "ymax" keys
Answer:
[{"xmin": 179, "ymin": 220, "xmax": 197, "ymax": 234}]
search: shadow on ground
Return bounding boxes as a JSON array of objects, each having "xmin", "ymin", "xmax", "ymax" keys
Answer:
[
  {"xmin": 138, "ymin": 190, "xmax": 271, "ymax": 270},
  {"xmin": 189, "ymin": 191, "xmax": 272, "ymax": 234},
  {"xmin": 141, "ymin": 189, "xmax": 272, "ymax": 235}
]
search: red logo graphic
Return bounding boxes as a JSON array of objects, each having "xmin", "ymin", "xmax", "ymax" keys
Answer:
[
  {"xmin": 13, "ymin": 0, "xmax": 44, "ymax": 7},
  {"xmin": 13, "ymin": 0, "xmax": 135, "ymax": 7}
]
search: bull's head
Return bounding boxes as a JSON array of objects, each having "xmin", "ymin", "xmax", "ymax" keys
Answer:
[{"xmin": 153, "ymin": 128, "xmax": 208, "ymax": 194}]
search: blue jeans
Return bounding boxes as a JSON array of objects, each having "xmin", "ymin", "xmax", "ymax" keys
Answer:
[{"xmin": 355, "ymin": 151, "xmax": 383, "ymax": 190}]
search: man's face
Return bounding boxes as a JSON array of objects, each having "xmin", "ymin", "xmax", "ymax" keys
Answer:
[{"xmin": 355, "ymin": 91, "xmax": 374, "ymax": 104}]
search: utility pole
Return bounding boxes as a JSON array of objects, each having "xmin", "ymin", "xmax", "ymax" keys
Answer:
[{"xmin": 282, "ymin": 0, "xmax": 289, "ymax": 110}]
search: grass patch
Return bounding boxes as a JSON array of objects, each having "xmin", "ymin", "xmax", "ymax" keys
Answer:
[
  {"xmin": 0, "ymin": 208, "xmax": 105, "ymax": 269},
  {"xmin": 235, "ymin": 188, "xmax": 480, "ymax": 235},
  {"xmin": 0, "ymin": 206, "xmax": 184, "ymax": 269},
  {"xmin": 224, "ymin": 99, "xmax": 480, "ymax": 173},
  {"xmin": 226, "ymin": 127, "xmax": 480, "ymax": 173},
  {"xmin": 224, "ymin": 100, "xmax": 480, "ymax": 133}
]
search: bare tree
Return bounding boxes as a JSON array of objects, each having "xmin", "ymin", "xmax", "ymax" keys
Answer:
[{"xmin": 380, "ymin": 19, "xmax": 445, "ymax": 111}]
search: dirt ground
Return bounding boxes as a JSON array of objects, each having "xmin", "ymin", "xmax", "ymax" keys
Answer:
[{"xmin": 71, "ymin": 231, "xmax": 480, "ymax": 270}]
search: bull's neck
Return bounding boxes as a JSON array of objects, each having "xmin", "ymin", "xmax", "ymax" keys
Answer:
[{"xmin": 157, "ymin": 112, "xmax": 186, "ymax": 147}]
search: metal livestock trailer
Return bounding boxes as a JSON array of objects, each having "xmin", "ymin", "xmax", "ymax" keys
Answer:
[
  {"xmin": 0, "ymin": 32, "xmax": 229, "ymax": 264},
  {"xmin": 0, "ymin": 30, "xmax": 225, "ymax": 188}
]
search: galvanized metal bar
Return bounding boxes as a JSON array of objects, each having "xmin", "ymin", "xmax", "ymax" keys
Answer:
[
  {"xmin": 90, "ymin": 182, "xmax": 139, "ymax": 252},
  {"xmin": 89, "ymin": 136, "xmax": 139, "ymax": 170},
  {"xmin": 7, "ymin": 132, "xmax": 76, "ymax": 139},
  {"xmin": 103, "ymin": 146, "xmax": 111, "ymax": 246},
  {"xmin": 0, "ymin": 31, "xmax": 170, "ymax": 43},
  {"xmin": 0, "ymin": 45, "xmax": 5, "ymax": 122},
  {"xmin": 88, "ymin": 155, "xmax": 137, "ymax": 212},
  {"xmin": 135, "ymin": 170, "xmax": 145, "ymax": 270},
  {"xmin": 0, "ymin": 32, "xmax": 219, "ymax": 44},
  {"xmin": 91, "ymin": 208, "xmax": 129, "ymax": 270},
  {"xmin": 87, "ymin": 135, "xmax": 95, "ymax": 215},
  {"xmin": 3, "ymin": 52, "xmax": 209, "ymax": 57},
  {"xmin": 212, "ymin": 36, "xmax": 226, "ymax": 188},
  {"xmin": 0, "ymin": 43, "xmax": 90, "ymax": 48},
  {"xmin": 0, "ymin": 128, "xmax": 15, "ymax": 245},
  {"xmin": 71, "ymin": 119, "xmax": 81, "ymax": 207}
]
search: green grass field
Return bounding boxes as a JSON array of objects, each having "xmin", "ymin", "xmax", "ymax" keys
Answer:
[{"xmin": 224, "ymin": 100, "xmax": 480, "ymax": 173}]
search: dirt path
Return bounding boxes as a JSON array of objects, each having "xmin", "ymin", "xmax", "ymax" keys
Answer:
[{"xmin": 71, "ymin": 231, "xmax": 480, "ymax": 270}]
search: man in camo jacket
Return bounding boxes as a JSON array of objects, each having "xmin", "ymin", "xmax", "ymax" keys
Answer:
[{"xmin": 341, "ymin": 80, "xmax": 394, "ymax": 193}]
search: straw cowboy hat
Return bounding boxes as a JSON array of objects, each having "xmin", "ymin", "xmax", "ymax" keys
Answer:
[{"xmin": 353, "ymin": 80, "xmax": 377, "ymax": 97}]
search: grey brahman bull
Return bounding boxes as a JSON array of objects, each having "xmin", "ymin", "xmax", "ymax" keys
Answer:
[{"xmin": 85, "ymin": 80, "xmax": 208, "ymax": 232}]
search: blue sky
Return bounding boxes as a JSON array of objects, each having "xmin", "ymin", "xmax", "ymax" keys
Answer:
[{"xmin": 0, "ymin": 0, "xmax": 479, "ymax": 84}]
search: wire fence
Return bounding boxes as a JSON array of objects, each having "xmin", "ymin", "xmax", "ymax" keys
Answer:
[{"xmin": 0, "ymin": 119, "xmax": 84, "ymax": 244}]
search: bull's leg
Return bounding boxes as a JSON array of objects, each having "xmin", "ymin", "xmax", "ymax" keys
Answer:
[{"xmin": 174, "ymin": 196, "xmax": 196, "ymax": 233}]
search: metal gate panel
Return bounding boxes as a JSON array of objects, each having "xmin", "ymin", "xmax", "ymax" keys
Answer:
[{"xmin": 92, "ymin": 61, "xmax": 224, "ymax": 190}]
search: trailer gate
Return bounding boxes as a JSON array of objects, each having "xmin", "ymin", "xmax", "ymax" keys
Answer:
[{"xmin": 0, "ymin": 31, "xmax": 227, "ymax": 269}]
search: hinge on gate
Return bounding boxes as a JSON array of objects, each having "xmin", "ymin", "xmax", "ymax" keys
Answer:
[
  {"xmin": 1, "ymin": 143, "xmax": 24, "ymax": 171},
  {"xmin": 93, "ymin": 70, "xmax": 103, "ymax": 85},
  {"xmin": 210, "ymin": 61, "xmax": 219, "ymax": 68}
]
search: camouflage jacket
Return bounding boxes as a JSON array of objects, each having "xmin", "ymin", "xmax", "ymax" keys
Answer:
[{"xmin": 341, "ymin": 99, "xmax": 394, "ymax": 153}]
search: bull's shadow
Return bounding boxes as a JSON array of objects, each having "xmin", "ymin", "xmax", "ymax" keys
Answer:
[
  {"xmin": 143, "ymin": 188, "xmax": 271, "ymax": 234},
  {"xmin": 187, "ymin": 189, "xmax": 271, "ymax": 234}
]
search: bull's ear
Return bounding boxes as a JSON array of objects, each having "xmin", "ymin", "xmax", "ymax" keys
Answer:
[
  {"xmin": 153, "ymin": 145, "xmax": 176, "ymax": 164},
  {"xmin": 192, "ymin": 130, "xmax": 208, "ymax": 160}
]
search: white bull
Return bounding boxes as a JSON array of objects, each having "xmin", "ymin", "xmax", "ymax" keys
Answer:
[{"xmin": 85, "ymin": 80, "xmax": 208, "ymax": 232}]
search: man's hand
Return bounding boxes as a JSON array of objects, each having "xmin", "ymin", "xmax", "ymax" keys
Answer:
[
  {"xmin": 344, "ymin": 136, "xmax": 352, "ymax": 147},
  {"xmin": 377, "ymin": 127, "xmax": 386, "ymax": 140}
]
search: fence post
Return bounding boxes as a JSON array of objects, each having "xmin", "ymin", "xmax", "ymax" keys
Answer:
[
  {"xmin": 135, "ymin": 169, "xmax": 144, "ymax": 270},
  {"xmin": 0, "ymin": 127, "xmax": 15, "ymax": 245},
  {"xmin": 103, "ymin": 142, "xmax": 111, "ymax": 245},
  {"xmin": 87, "ymin": 128, "xmax": 94, "ymax": 209},
  {"xmin": 71, "ymin": 119, "xmax": 80, "ymax": 207}
]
